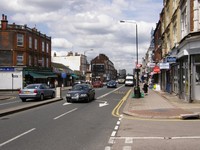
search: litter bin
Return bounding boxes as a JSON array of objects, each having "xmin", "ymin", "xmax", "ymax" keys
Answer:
[{"xmin": 134, "ymin": 86, "xmax": 141, "ymax": 98}]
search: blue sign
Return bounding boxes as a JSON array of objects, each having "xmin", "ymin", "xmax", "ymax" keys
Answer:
[
  {"xmin": 0, "ymin": 67, "xmax": 14, "ymax": 71},
  {"xmin": 61, "ymin": 73, "xmax": 67, "ymax": 78},
  {"xmin": 166, "ymin": 57, "xmax": 176, "ymax": 63}
]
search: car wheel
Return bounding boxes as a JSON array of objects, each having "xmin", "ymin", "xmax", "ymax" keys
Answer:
[
  {"xmin": 66, "ymin": 98, "xmax": 71, "ymax": 103},
  {"xmin": 51, "ymin": 92, "xmax": 55, "ymax": 98},
  {"xmin": 86, "ymin": 96, "xmax": 90, "ymax": 103},
  {"xmin": 40, "ymin": 94, "xmax": 44, "ymax": 100},
  {"xmin": 92, "ymin": 94, "xmax": 95, "ymax": 100},
  {"xmin": 21, "ymin": 98, "xmax": 26, "ymax": 102}
]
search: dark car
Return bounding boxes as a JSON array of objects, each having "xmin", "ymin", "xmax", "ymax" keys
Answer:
[
  {"xmin": 66, "ymin": 84, "xmax": 95, "ymax": 103},
  {"xmin": 107, "ymin": 80, "xmax": 117, "ymax": 88},
  {"xmin": 19, "ymin": 83, "xmax": 55, "ymax": 102}
]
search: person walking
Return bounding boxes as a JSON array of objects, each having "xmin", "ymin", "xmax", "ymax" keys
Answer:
[{"xmin": 143, "ymin": 81, "xmax": 149, "ymax": 95}]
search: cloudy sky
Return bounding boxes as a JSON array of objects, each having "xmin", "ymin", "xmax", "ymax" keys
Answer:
[{"xmin": 1, "ymin": 0, "xmax": 163, "ymax": 74}]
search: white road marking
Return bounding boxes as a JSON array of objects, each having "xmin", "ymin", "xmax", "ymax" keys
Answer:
[
  {"xmin": 125, "ymin": 137, "xmax": 133, "ymax": 143},
  {"xmin": 116, "ymin": 121, "xmax": 120, "ymax": 125},
  {"xmin": 63, "ymin": 102, "xmax": 72, "ymax": 106},
  {"xmin": 123, "ymin": 146, "xmax": 132, "ymax": 150},
  {"xmin": 114, "ymin": 126, "xmax": 119, "ymax": 130},
  {"xmin": 54, "ymin": 108, "xmax": 77, "ymax": 120},
  {"xmin": 104, "ymin": 146, "xmax": 111, "ymax": 150},
  {"xmin": 99, "ymin": 101, "xmax": 109, "ymax": 107},
  {"xmin": 0, "ymin": 128, "xmax": 36, "ymax": 147},
  {"xmin": 96, "ymin": 85, "xmax": 124, "ymax": 100},
  {"xmin": 111, "ymin": 131, "xmax": 117, "ymax": 137},
  {"xmin": 0, "ymin": 100, "xmax": 19, "ymax": 106}
]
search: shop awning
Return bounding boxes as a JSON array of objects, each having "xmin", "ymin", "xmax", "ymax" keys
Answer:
[
  {"xmin": 71, "ymin": 74, "xmax": 79, "ymax": 79},
  {"xmin": 29, "ymin": 72, "xmax": 57, "ymax": 79}
]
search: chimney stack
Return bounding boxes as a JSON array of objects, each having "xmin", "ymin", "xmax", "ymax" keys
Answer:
[{"xmin": 1, "ymin": 14, "xmax": 8, "ymax": 30}]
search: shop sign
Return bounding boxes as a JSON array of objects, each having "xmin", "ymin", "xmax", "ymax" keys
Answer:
[
  {"xmin": 0, "ymin": 67, "xmax": 14, "ymax": 71},
  {"xmin": 153, "ymin": 66, "xmax": 160, "ymax": 73},
  {"xmin": 166, "ymin": 57, "xmax": 176, "ymax": 63},
  {"xmin": 147, "ymin": 63, "xmax": 156, "ymax": 68},
  {"xmin": 159, "ymin": 63, "xmax": 170, "ymax": 69},
  {"xmin": 61, "ymin": 72, "xmax": 67, "ymax": 78}
]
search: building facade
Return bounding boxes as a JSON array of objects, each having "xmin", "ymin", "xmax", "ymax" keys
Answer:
[
  {"xmin": 0, "ymin": 14, "xmax": 56, "ymax": 90},
  {"xmin": 91, "ymin": 54, "xmax": 117, "ymax": 82},
  {"xmin": 150, "ymin": 0, "xmax": 200, "ymax": 102}
]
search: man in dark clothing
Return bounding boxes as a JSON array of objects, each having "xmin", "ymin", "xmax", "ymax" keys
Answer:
[{"xmin": 143, "ymin": 81, "xmax": 149, "ymax": 95}]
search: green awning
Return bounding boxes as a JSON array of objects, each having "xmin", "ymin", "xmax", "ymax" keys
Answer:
[
  {"xmin": 29, "ymin": 72, "xmax": 57, "ymax": 79},
  {"xmin": 71, "ymin": 74, "xmax": 79, "ymax": 79}
]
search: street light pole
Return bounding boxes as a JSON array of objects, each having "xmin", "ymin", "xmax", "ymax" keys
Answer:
[
  {"xmin": 83, "ymin": 49, "xmax": 93, "ymax": 80},
  {"xmin": 120, "ymin": 20, "xmax": 141, "ymax": 98}
]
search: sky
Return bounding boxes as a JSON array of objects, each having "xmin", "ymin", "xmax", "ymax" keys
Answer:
[{"xmin": 1, "ymin": 0, "xmax": 163, "ymax": 74}]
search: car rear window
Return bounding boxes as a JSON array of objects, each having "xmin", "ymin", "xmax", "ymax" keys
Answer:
[{"xmin": 26, "ymin": 85, "xmax": 39, "ymax": 89}]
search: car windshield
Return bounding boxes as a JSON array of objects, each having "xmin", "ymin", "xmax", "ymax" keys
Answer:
[
  {"xmin": 25, "ymin": 84, "xmax": 40, "ymax": 89},
  {"xmin": 72, "ymin": 84, "xmax": 88, "ymax": 90}
]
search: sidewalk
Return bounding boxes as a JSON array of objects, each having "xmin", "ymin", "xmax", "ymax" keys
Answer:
[{"xmin": 123, "ymin": 88, "xmax": 200, "ymax": 119}]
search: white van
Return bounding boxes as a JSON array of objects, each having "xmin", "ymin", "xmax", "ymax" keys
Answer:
[{"xmin": 125, "ymin": 75, "xmax": 134, "ymax": 86}]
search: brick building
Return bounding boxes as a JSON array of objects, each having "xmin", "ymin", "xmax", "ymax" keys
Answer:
[
  {"xmin": 91, "ymin": 54, "xmax": 117, "ymax": 82},
  {"xmin": 0, "ymin": 14, "xmax": 56, "ymax": 90}
]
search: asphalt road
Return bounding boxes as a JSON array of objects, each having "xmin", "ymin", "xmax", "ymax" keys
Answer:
[
  {"xmin": 1, "ymin": 85, "xmax": 200, "ymax": 150},
  {"xmin": 0, "ymin": 85, "xmax": 129, "ymax": 150}
]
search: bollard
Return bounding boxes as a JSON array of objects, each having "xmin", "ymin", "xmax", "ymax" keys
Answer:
[{"xmin": 56, "ymin": 87, "xmax": 62, "ymax": 98}]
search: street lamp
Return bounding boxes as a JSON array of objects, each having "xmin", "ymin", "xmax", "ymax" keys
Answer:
[
  {"xmin": 120, "ymin": 20, "xmax": 141, "ymax": 98},
  {"xmin": 83, "ymin": 49, "xmax": 93, "ymax": 79}
]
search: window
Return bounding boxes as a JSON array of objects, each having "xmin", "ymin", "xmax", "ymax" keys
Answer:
[
  {"xmin": 42, "ymin": 57, "xmax": 44, "ymax": 67},
  {"xmin": 29, "ymin": 37, "xmax": 32, "ymax": 48},
  {"xmin": 46, "ymin": 57, "xmax": 49, "ymax": 67},
  {"xmin": 196, "ymin": 65, "xmax": 200, "ymax": 85},
  {"xmin": 173, "ymin": 22, "xmax": 177, "ymax": 44},
  {"xmin": 42, "ymin": 41, "xmax": 45, "ymax": 52},
  {"xmin": 17, "ymin": 53, "xmax": 23, "ymax": 65},
  {"xmin": 29, "ymin": 55, "xmax": 32, "ymax": 66},
  {"xmin": 46, "ymin": 43, "xmax": 49, "ymax": 53},
  {"xmin": 181, "ymin": 7, "xmax": 187, "ymax": 38},
  {"xmin": 17, "ymin": 34, "xmax": 24, "ymax": 47},
  {"xmin": 34, "ymin": 56, "xmax": 37, "ymax": 66},
  {"xmin": 34, "ymin": 39, "xmax": 38, "ymax": 50}
]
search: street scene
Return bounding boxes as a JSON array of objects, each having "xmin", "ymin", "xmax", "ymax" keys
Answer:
[{"xmin": 1, "ymin": 0, "xmax": 200, "ymax": 150}]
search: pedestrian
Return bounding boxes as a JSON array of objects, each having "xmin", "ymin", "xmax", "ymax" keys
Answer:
[{"xmin": 143, "ymin": 81, "xmax": 149, "ymax": 95}]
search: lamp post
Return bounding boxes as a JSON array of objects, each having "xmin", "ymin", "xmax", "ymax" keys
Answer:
[
  {"xmin": 120, "ymin": 20, "xmax": 141, "ymax": 98},
  {"xmin": 83, "ymin": 49, "xmax": 93, "ymax": 80}
]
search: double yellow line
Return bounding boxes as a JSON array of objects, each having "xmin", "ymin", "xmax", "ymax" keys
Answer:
[{"xmin": 112, "ymin": 89, "xmax": 132, "ymax": 117}]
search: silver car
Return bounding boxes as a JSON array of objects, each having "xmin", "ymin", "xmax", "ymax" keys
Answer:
[{"xmin": 19, "ymin": 83, "xmax": 55, "ymax": 102}]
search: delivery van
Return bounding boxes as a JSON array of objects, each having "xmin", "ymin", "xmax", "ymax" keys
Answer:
[{"xmin": 125, "ymin": 75, "xmax": 134, "ymax": 86}]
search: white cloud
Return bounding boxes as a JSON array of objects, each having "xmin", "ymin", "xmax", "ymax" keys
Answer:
[{"xmin": 0, "ymin": 0, "xmax": 163, "ymax": 74}]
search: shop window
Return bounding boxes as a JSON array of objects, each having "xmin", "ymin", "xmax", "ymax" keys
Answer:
[
  {"xmin": 196, "ymin": 65, "xmax": 200, "ymax": 85},
  {"xmin": 194, "ymin": 55, "xmax": 200, "ymax": 63}
]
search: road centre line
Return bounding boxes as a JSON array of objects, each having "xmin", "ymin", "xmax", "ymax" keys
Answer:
[
  {"xmin": 54, "ymin": 108, "xmax": 77, "ymax": 120},
  {"xmin": 0, "ymin": 128, "xmax": 36, "ymax": 147},
  {"xmin": 96, "ymin": 85, "xmax": 124, "ymax": 100}
]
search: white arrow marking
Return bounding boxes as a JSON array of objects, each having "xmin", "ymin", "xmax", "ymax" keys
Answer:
[
  {"xmin": 63, "ymin": 102, "xmax": 72, "ymax": 106},
  {"xmin": 99, "ymin": 101, "xmax": 109, "ymax": 107}
]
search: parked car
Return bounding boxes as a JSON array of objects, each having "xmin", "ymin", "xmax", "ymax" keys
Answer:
[
  {"xmin": 66, "ymin": 84, "xmax": 95, "ymax": 103},
  {"xmin": 19, "ymin": 83, "xmax": 55, "ymax": 102},
  {"xmin": 92, "ymin": 81, "xmax": 103, "ymax": 88},
  {"xmin": 107, "ymin": 80, "xmax": 117, "ymax": 88}
]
